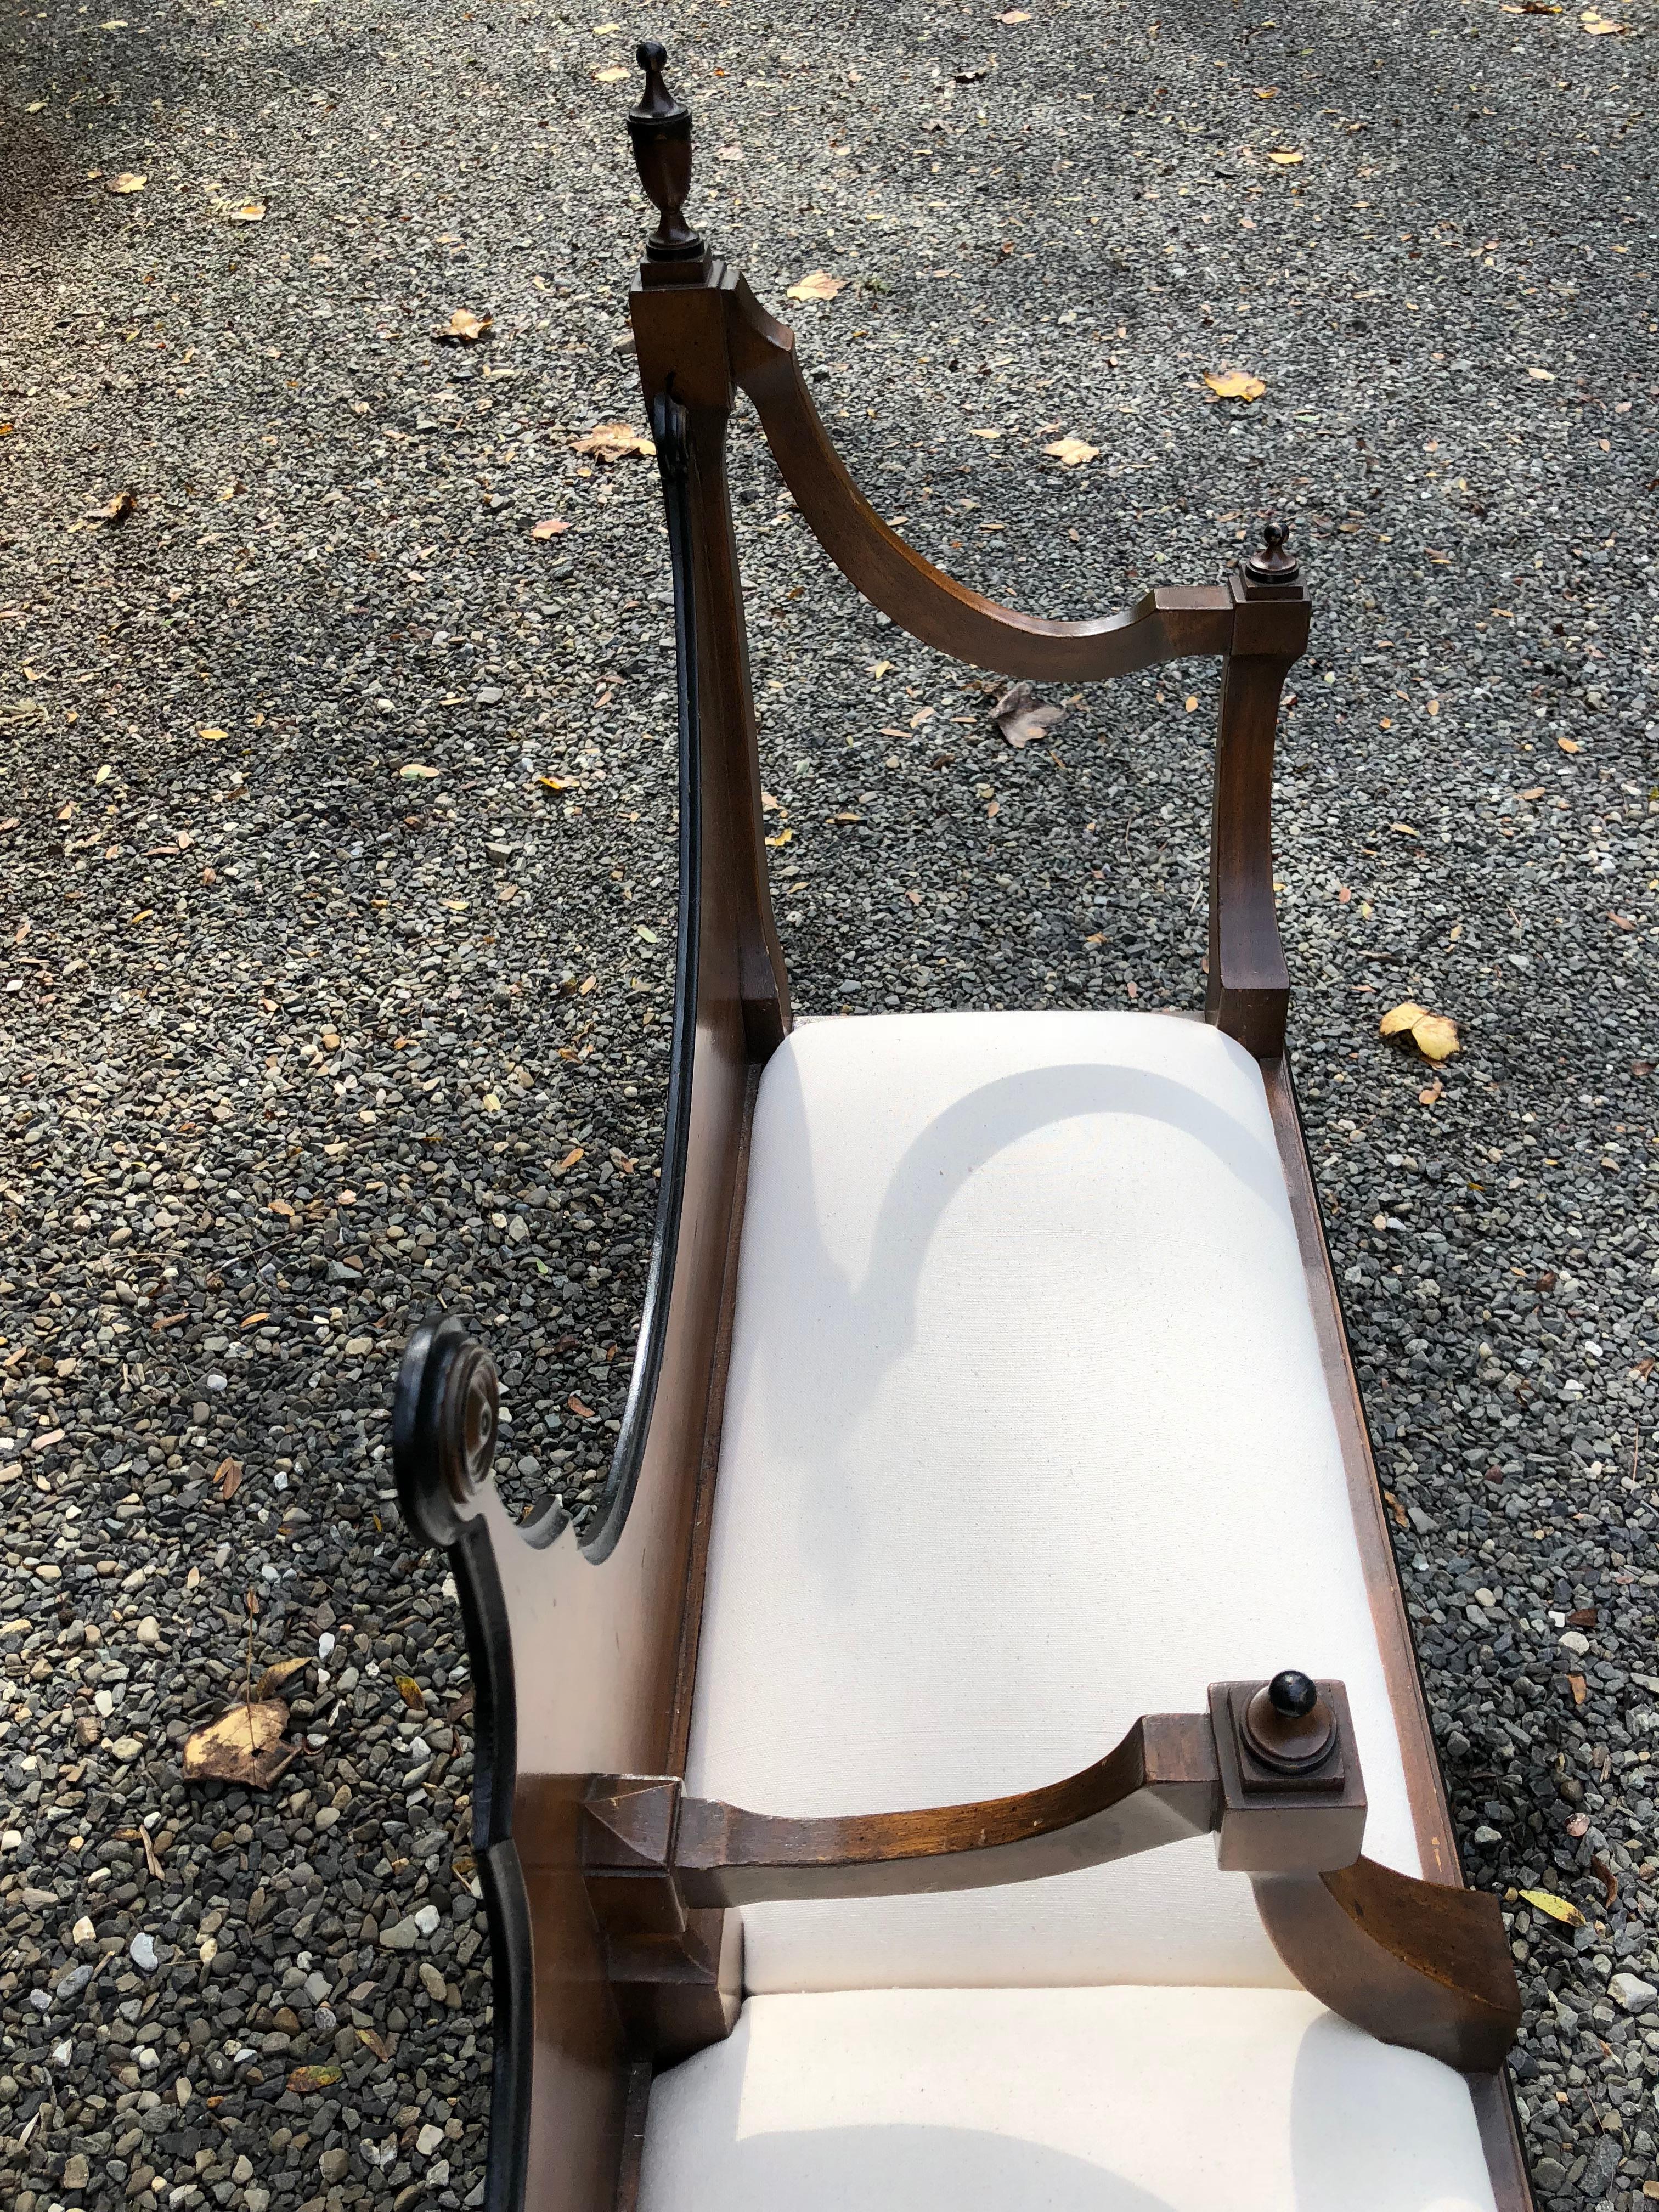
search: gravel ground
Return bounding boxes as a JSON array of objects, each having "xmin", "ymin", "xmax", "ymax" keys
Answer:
[{"xmin": 1, "ymin": 0, "xmax": 1655, "ymax": 2205}]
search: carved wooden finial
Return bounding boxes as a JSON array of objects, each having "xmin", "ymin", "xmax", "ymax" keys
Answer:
[
  {"xmin": 627, "ymin": 40, "xmax": 703, "ymax": 264},
  {"xmin": 1244, "ymin": 515, "xmax": 1300, "ymax": 584}
]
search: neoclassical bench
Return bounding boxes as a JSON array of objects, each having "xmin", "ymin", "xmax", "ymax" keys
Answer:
[{"xmin": 392, "ymin": 44, "xmax": 1531, "ymax": 2212}]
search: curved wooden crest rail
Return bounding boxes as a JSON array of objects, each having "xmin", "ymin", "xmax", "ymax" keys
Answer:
[{"xmin": 391, "ymin": 41, "xmax": 1534, "ymax": 2212}]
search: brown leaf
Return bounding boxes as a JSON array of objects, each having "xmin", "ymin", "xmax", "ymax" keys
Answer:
[
  {"xmin": 551, "ymin": 1146, "xmax": 585, "ymax": 1176},
  {"xmin": 84, "ymin": 490, "xmax": 136, "ymax": 526},
  {"xmin": 1417, "ymin": 1078, "xmax": 1444, "ymax": 1107},
  {"xmin": 1558, "ymin": 735, "xmax": 1581, "ymax": 753},
  {"xmin": 105, "ymin": 172, "xmax": 147, "ymax": 195},
  {"xmin": 992, "ymin": 682, "xmax": 1066, "ymax": 750},
  {"xmin": 1567, "ymin": 1671, "xmax": 1588, "ymax": 1707},
  {"xmin": 357, "ymin": 2028, "xmax": 391, "ymax": 2062},
  {"xmin": 213, "ymin": 1457, "xmax": 244, "ymax": 1500},
  {"xmin": 394, "ymin": 1674, "xmax": 426, "ymax": 1713},
  {"xmin": 1203, "ymin": 369, "xmax": 1267, "ymax": 402},
  {"xmin": 433, "ymin": 309, "xmax": 493, "ymax": 346},
  {"xmin": 1592, "ymin": 1853, "xmax": 1618, "ymax": 1905},
  {"xmin": 181, "ymin": 1700, "xmax": 295, "ymax": 1788},
  {"xmin": 1042, "ymin": 436, "xmax": 1098, "ymax": 467},
  {"xmin": 1566, "ymin": 1606, "xmax": 1598, "ymax": 1628},
  {"xmin": 530, "ymin": 518, "xmax": 568, "ymax": 541},
  {"xmin": 573, "ymin": 421, "xmax": 654, "ymax": 462},
  {"xmin": 568, "ymin": 1394, "xmax": 597, "ymax": 1419},
  {"xmin": 254, "ymin": 1655, "xmax": 310, "ymax": 1701},
  {"xmin": 786, "ymin": 270, "xmax": 844, "ymax": 302},
  {"xmin": 287, "ymin": 2064, "xmax": 343, "ymax": 2094}
]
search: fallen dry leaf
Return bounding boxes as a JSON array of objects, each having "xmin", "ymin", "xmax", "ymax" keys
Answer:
[
  {"xmin": 358, "ymin": 2027, "xmax": 391, "ymax": 2061},
  {"xmin": 1043, "ymin": 436, "xmax": 1098, "ymax": 467},
  {"xmin": 433, "ymin": 309, "xmax": 492, "ymax": 345},
  {"xmin": 226, "ymin": 201, "xmax": 266, "ymax": 224},
  {"xmin": 1266, "ymin": 149, "xmax": 1304, "ymax": 167},
  {"xmin": 568, "ymin": 1394, "xmax": 597, "ymax": 1419},
  {"xmin": 992, "ymin": 682, "xmax": 1066, "ymax": 750},
  {"xmin": 595, "ymin": 64, "xmax": 630, "ymax": 82},
  {"xmin": 287, "ymin": 2064, "xmax": 344, "ymax": 2094},
  {"xmin": 573, "ymin": 421, "xmax": 655, "ymax": 462},
  {"xmin": 181, "ymin": 1700, "xmax": 296, "ymax": 1788},
  {"xmin": 786, "ymin": 270, "xmax": 844, "ymax": 303},
  {"xmin": 105, "ymin": 172, "xmax": 147, "ymax": 195},
  {"xmin": 213, "ymin": 1457, "xmax": 243, "ymax": 1500},
  {"xmin": 553, "ymin": 1145, "xmax": 585, "ymax": 1174},
  {"xmin": 254, "ymin": 1655, "xmax": 310, "ymax": 1701},
  {"xmin": 399, "ymin": 762, "xmax": 440, "ymax": 780},
  {"xmin": 1519, "ymin": 1887, "xmax": 1585, "ymax": 1928},
  {"xmin": 1580, "ymin": 6, "xmax": 1627, "ymax": 29},
  {"xmin": 1417, "ymin": 1077, "xmax": 1444, "ymax": 1107},
  {"xmin": 1203, "ymin": 369, "xmax": 1267, "ymax": 402},
  {"xmin": 394, "ymin": 1674, "xmax": 426, "ymax": 1713},
  {"xmin": 1526, "ymin": 365, "xmax": 1556, "ymax": 381},
  {"xmin": 1558, "ymin": 735, "xmax": 1581, "ymax": 753},
  {"xmin": 1380, "ymin": 1001, "xmax": 1460, "ymax": 1063},
  {"xmin": 997, "ymin": 7, "xmax": 1031, "ymax": 18},
  {"xmin": 84, "ymin": 490, "xmax": 136, "ymax": 526},
  {"xmin": 530, "ymin": 517, "xmax": 569, "ymax": 541}
]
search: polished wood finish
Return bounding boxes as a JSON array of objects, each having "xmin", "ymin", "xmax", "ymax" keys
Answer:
[
  {"xmin": 1254, "ymin": 1857, "xmax": 1523, "ymax": 2074},
  {"xmin": 389, "ymin": 43, "xmax": 1534, "ymax": 2212}
]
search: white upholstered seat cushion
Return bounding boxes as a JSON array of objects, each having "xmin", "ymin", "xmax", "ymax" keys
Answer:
[
  {"xmin": 685, "ymin": 1011, "xmax": 1421, "ymax": 1993},
  {"xmin": 639, "ymin": 1987, "xmax": 1497, "ymax": 2212}
]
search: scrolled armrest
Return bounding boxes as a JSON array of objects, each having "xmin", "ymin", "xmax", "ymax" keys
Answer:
[{"xmin": 580, "ymin": 1671, "xmax": 1520, "ymax": 2074}]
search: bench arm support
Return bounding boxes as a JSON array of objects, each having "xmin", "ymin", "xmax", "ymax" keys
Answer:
[{"xmin": 582, "ymin": 1672, "xmax": 1519, "ymax": 2070}]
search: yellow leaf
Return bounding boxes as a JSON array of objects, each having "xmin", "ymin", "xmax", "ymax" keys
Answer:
[
  {"xmin": 105, "ymin": 171, "xmax": 146, "ymax": 195},
  {"xmin": 287, "ymin": 2064, "xmax": 343, "ymax": 2094},
  {"xmin": 227, "ymin": 201, "xmax": 266, "ymax": 223},
  {"xmin": 199, "ymin": 725, "xmax": 227, "ymax": 742},
  {"xmin": 787, "ymin": 270, "xmax": 844, "ymax": 303},
  {"xmin": 394, "ymin": 1674, "xmax": 426, "ymax": 1713},
  {"xmin": 1252, "ymin": 86, "xmax": 1277, "ymax": 98},
  {"xmin": 766, "ymin": 827, "xmax": 793, "ymax": 847},
  {"xmin": 1410, "ymin": 1013, "xmax": 1460, "ymax": 1062},
  {"xmin": 1043, "ymin": 436, "xmax": 1098, "ymax": 466},
  {"xmin": 1203, "ymin": 369, "xmax": 1267, "ymax": 402},
  {"xmin": 1266, "ymin": 150, "xmax": 1304, "ymax": 166},
  {"xmin": 434, "ymin": 309, "xmax": 492, "ymax": 345},
  {"xmin": 1520, "ymin": 1887, "xmax": 1586, "ymax": 1927},
  {"xmin": 1379, "ymin": 1001, "xmax": 1430, "ymax": 1039},
  {"xmin": 573, "ymin": 420, "xmax": 655, "ymax": 462},
  {"xmin": 1558, "ymin": 735, "xmax": 1581, "ymax": 753},
  {"xmin": 595, "ymin": 64, "xmax": 629, "ymax": 81},
  {"xmin": 1581, "ymin": 7, "xmax": 1627, "ymax": 28}
]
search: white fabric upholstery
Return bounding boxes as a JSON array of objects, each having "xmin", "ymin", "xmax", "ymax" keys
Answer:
[
  {"xmin": 686, "ymin": 1011, "xmax": 1421, "ymax": 1993},
  {"xmin": 639, "ymin": 1987, "xmax": 1497, "ymax": 2212}
]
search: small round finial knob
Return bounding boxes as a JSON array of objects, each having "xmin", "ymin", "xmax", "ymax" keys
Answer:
[
  {"xmin": 626, "ymin": 38, "xmax": 703, "ymax": 264},
  {"xmin": 1243, "ymin": 1668, "xmax": 1335, "ymax": 1773},
  {"xmin": 1244, "ymin": 515, "xmax": 1300, "ymax": 583},
  {"xmin": 1268, "ymin": 1668, "xmax": 1318, "ymax": 1719}
]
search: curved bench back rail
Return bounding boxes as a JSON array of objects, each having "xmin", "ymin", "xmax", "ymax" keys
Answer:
[{"xmin": 385, "ymin": 40, "xmax": 1531, "ymax": 2212}]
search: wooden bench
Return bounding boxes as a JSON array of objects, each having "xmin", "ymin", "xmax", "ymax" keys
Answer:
[{"xmin": 392, "ymin": 43, "xmax": 1530, "ymax": 2212}]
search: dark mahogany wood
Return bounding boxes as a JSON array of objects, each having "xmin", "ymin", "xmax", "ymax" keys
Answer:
[
  {"xmin": 1254, "ymin": 1858, "xmax": 1522, "ymax": 2073},
  {"xmin": 387, "ymin": 41, "xmax": 1537, "ymax": 2212}
]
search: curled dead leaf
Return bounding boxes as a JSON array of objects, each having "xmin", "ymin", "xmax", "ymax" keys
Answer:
[
  {"xmin": 84, "ymin": 490, "xmax": 136, "ymax": 526},
  {"xmin": 433, "ymin": 309, "xmax": 492, "ymax": 345},
  {"xmin": 1043, "ymin": 436, "xmax": 1098, "ymax": 467},
  {"xmin": 574, "ymin": 421, "xmax": 655, "ymax": 462},
  {"xmin": 1203, "ymin": 369, "xmax": 1267, "ymax": 402},
  {"xmin": 1380, "ymin": 1001, "xmax": 1460, "ymax": 1062},
  {"xmin": 1266, "ymin": 149, "xmax": 1305, "ymax": 166},
  {"xmin": 992, "ymin": 682, "xmax": 1066, "ymax": 750},
  {"xmin": 105, "ymin": 172, "xmax": 147, "ymax": 195},
  {"xmin": 358, "ymin": 2027, "xmax": 391, "ymax": 2061},
  {"xmin": 254, "ymin": 1655, "xmax": 310, "ymax": 1701},
  {"xmin": 1519, "ymin": 1887, "xmax": 1585, "ymax": 1928},
  {"xmin": 394, "ymin": 1674, "xmax": 426, "ymax": 1713},
  {"xmin": 530, "ymin": 517, "xmax": 569, "ymax": 541},
  {"xmin": 786, "ymin": 270, "xmax": 844, "ymax": 303},
  {"xmin": 181, "ymin": 1700, "xmax": 296, "ymax": 1788}
]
